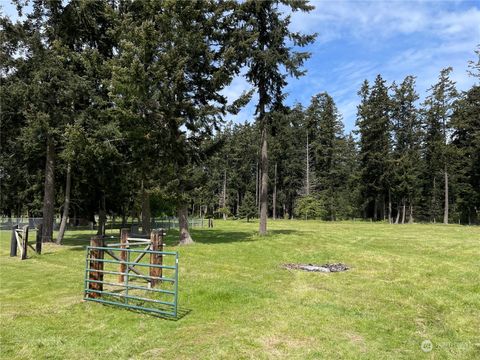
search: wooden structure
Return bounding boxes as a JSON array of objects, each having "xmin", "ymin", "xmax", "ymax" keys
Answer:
[
  {"xmin": 87, "ymin": 236, "xmax": 104, "ymax": 298},
  {"xmin": 9, "ymin": 224, "xmax": 42, "ymax": 260}
]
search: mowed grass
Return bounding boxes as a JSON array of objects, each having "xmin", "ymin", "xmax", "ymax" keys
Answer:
[{"xmin": 0, "ymin": 220, "xmax": 479, "ymax": 359}]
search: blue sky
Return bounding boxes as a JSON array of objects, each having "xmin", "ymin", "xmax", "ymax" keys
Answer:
[
  {"xmin": 225, "ymin": 0, "xmax": 480, "ymax": 133},
  {"xmin": 2, "ymin": 0, "xmax": 479, "ymax": 133}
]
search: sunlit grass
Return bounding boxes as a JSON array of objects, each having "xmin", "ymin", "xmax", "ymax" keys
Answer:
[{"xmin": 1, "ymin": 220, "xmax": 479, "ymax": 359}]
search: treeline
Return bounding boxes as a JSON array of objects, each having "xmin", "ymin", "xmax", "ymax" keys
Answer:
[
  {"xmin": 196, "ymin": 65, "xmax": 480, "ymax": 225},
  {"xmin": 1, "ymin": 1, "xmax": 478, "ymax": 249}
]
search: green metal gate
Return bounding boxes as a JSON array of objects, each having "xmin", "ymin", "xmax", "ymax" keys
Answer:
[{"xmin": 83, "ymin": 245, "xmax": 179, "ymax": 317}]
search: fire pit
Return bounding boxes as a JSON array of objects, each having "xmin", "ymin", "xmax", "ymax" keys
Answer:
[{"xmin": 282, "ymin": 263, "xmax": 349, "ymax": 273}]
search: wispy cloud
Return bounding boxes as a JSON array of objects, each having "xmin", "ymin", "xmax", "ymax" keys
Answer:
[
  {"xmin": 290, "ymin": 1, "xmax": 480, "ymax": 43},
  {"xmin": 284, "ymin": 0, "xmax": 480, "ymax": 131}
]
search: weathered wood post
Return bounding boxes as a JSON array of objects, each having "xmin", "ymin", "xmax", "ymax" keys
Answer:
[
  {"xmin": 10, "ymin": 224, "xmax": 18, "ymax": 257},
  {"xmin": 119, "ymin": 228, "xmax": 129, "ymax": 283},
  {"xmin": 36, "ymin": 223, "xmax": 42, "ymax": 254},
  {"xmin": 21, "ymin": 225, "xmax": 29, "ymax": 260},
  {"xmin": 150, "ymin": 229, "xmax": 163, "ymax": 287},
  {"xmin": 87, "ymin": 235, "xmax": 104, "ymax": 299}
]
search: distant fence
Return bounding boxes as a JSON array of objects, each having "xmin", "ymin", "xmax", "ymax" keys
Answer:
[
  {"xmin": 0, "ymin": 216, "xmax": 204, "ymax": 232},
  {"xmin": 151, "ymin": 217, "xmax": 204, "ymax": 230},
  {"xmin": 0, "ymin": 217, "xmax": 44, "ymax": 230}
]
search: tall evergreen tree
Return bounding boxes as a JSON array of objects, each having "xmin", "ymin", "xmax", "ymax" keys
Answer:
[
  {"xmin": 391, "ymin": 76, "xmax": 421, "ymax": 223},
  {"xmin": 422, "ymin": 68, "xmax": 458, "ymax": 224},
  {"xmin": 1, "ymin": 1, "xmax": 112, "ymax": 241},
  {"xmin": 451, "ymin": 50, "xmax": 480, "ymax": 224},
  {"xmin": 356, "ymin": 75, "xmax": 392, "ymax": 220},
  {"xmin": 307, "ymin": 92, "xmax": 345, "ymax": 220},
  {"xmin": 112, "ymin": 0, "xmax": 245, "ymax": 244},
  {"xmin": 237, "ymin": 0, "xmax": 315, "ymax": 234}
]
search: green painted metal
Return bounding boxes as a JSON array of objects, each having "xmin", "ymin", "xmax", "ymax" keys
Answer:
[
  {"xmin": 84, "ymin": 257, "xmax": 176, "ymax": 269},
  {"xmin": 83, "ymin": 246, "xmax": 179, "ymax": 317},
  {"xmin": 85, "ymin": 269, "xmax": 175, "ymax": 282}
]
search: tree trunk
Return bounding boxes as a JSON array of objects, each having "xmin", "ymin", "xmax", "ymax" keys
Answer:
[
  {"xmin": 42, "ymin": 136, "xmax": 55, "ymax": 242},
  {"xmin": 236, "ymin": 190, "xmax": 240, "ymax": 216},
  {"xmin": 408, "ymin": 202, "xmax": 414, "ymax": 223},
  {"xmin": 141, "ymin": 181, "xmax": 151, "ymax": 234},
  {"xmin": 395, "ymin": 206, "xmax": 400, "ymax": 224},
  {"xmin": 401, "ymin": 199, "xmax": 406, "ymax": 224},
  {"xmin": 97, "ymin": 193, "xmax": 106, "ymax": 236},
  {"xmin": 273, "ymin": 162, "xmax": 277, "ymax": 220},
  {"xmin": 306, "ymin": 133, "xmax": 310, "ymax": 195},
  {"xmin": 56, "ymin": 163, "xmax": 71, "ymax": 244},
  {"xmin": 443, "ymin": 166, "xmax": 449, "ymax": 224},
  {"xmin": 178, "ymin": 204, "xmax": 194, "ymax": 245},
  {"xmin": 257, "ymin": 163, "xmax": 262, "ymax": 217},
  {"xmin": 255, "ymin": 161, "xmax": 259, "ymax": 207},
  {"xmin": 259, "ymin": 125, "xmax": 268, "ymax": 235},
  {"xmin": 382, "ymin": 195, "xmax": 386, "ymax": 221},
  {"xmin": 223, "ymin": 169, "xmax": 227, "ymax": 220},
  {"xmin": 433, "ymin": 177, "xmax": 436, "ymax": 222},
  {"xmin": 388, "ymin": 190, "xmax": 392, "ymax": 224}
]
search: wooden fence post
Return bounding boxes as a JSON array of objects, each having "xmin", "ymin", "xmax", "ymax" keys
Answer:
[
  {"xmin": 87, "ymin": 236, "xmax": 104, "ymax": 299},
  {"xmin": 10, "ymin": 224, "xmax": 18, "ymax": 257},
  {"xmin": 150, "ymin": 229, "xmax": 163, "ymax": 287},
  {"xmin": 36, "ymin": 223, "xmax": 42, "ymax": 254},
  {"xmin": 119, "ymin": 228, "xmax": 129, "ymax": 283},
  {"xmin": 21, "ymin": 225, "xmax": 28, "ymax": 260}
]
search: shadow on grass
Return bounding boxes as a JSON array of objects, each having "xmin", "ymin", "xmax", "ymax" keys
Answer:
[
  {"xmin": 180, "ymin": 228, "xmax": 299, "ymax": 245},
  {"xmin": 165, "ymin": 229, "xmax": 255, "ymax": 245},
  {"xmin": 126, "ymin": 306, "xmax": 191, "ymax": 321},
  {"xmin": 58, "ymin": 233, "xmax": 123, "ymax": 251},
  {"xmin": 84, "ymin": 297, "xmax": 191, "ymax": 321},
  {"xmin": 57, "ymin": 228, "xmax": 301, "ymax": 249}
]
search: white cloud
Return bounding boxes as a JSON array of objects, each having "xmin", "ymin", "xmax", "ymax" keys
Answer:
[{"xmin": 290, "ymin": 1, "xmax": 480, "ymax": 43}]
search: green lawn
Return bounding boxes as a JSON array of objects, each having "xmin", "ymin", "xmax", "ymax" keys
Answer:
[{"xmin": 1, "ymin": 220, "xmax": 479, "ymax": 359}]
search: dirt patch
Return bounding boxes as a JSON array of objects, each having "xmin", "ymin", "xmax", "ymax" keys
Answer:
[{"xmin": 282, "ymin": 263, "xmax": 349, "ymax": 272}]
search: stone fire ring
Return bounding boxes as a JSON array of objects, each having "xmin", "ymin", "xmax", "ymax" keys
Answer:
[{"xmin": 283, "ymin": 263, "xmax": 349, "ymax": 273}]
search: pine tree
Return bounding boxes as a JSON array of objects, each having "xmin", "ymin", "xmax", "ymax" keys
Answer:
[
  {"xmin": 0, "ymin": 1, "xmax": 112, "ymax": 241},
  {"xmin": 307, "ymin": 92, "xmax": 345, "ymax": 220},
  {"xmin": 111, "ymin": 1, "xmax": 246, "ymax": 244},
  {"xmin": 391, "ymin": 76, "xmax": 421, "ymax": 223},
  {"xmin": 356, "ymin": 76, "xmax": 392, "ymax": 220},
  {"xmin": 239, "ymin": 192, "xmax": 256, "ymax": 222},
  {"xmin": 422, "ymin": 68, "xmax": 458, "ymax": 223},
  {"xmin": 451, "ymin": 49, "xmax": 480, "ymax": 224},
  {"xmin": 237, "ymin": 0, "xmax": 315, "ymax": 234}
]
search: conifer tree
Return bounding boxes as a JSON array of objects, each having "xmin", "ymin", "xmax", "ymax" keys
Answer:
[
  {"xmin": 238, "ymin": 192, "xmax": 256, "ymax": 222},
  {"xmin": 112, "ymin": 0, "xmax": 245, "ymax": 244},
  {"xmin": 451, "ymin": 50, "xmax": 480, "ymax": 224},
  {"xmin": 391, "ymin": 76, "xmax": 421, "ymax": 223},
  {"xmin": 1, "ymin": 1, "xmax": 111, "ymax": 241},
  {"xmin": 237, "ymin": 0, "xmax": 315, "ymax": 234},
  {"xmin": 356, "ymin": 76, "xmax": 392, "ymax": 220},
  {"xmin": 422, "ymin": 68, "xmax": 458, "ymax": 223},
  {"xmin": 307, "ymin": 92, "xmax": 345, "ymax": 220}
]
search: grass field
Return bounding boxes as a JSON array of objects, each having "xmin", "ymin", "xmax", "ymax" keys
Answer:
[{"xmin": 0, "ymin": 220, "xmax": 479, "ymax": 359}]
